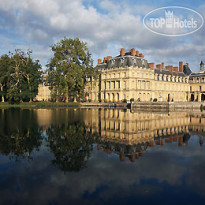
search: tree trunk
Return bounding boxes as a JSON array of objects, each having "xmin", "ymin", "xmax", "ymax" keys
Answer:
[
  {"xmin": 29, "ymin": 98, "xmax": 32, "ymax": 103},
  {"xmin": 0, "ymin": 85, "xmax": 4, "ymax": 102},
  {"xmin": 66, "ymin": 86, "xmax": 69, "ymax": 103}
]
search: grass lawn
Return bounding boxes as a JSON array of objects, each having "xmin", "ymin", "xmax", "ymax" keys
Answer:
[{"xmin": 0, "ymin": 101, "xmax": 80, "ymax": 109}]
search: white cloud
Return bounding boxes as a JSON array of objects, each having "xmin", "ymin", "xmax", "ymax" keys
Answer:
[{"xmin": 0, "ymin": 0, "xmax": 204, "ymax": 71}]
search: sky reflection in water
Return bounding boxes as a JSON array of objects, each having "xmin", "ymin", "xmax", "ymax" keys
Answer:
[{"xmin": 0, "ymin": 108, "xmax": 205, "ymax": 205}]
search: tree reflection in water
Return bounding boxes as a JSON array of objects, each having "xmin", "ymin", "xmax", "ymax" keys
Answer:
[
  {"xmin": 0, "ymin": 108, "xmax": 43, "ymax": 160},
  {"xmin": 47, "ymin": 122, "xmax": 99, "ymax": 172}
]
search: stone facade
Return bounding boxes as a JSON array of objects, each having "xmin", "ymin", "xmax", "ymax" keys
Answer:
[
  {"xmin": 35, "ymin": 84, "xmax": 51, "ymax": 101},
  {"xmin": 189, "ymin": 71, "xmax": 205, "ymax": 102},
  {"xmin": 85, "ymin": 48, "xmax": 198, "ymax": 103},
  {"xmin": 36, "ymin": 48, "xmax": 205, "ymax": 103}
]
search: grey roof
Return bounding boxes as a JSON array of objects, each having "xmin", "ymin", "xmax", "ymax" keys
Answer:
[
  {"xmin": 97, "ymin": 55, "xmax": 150, "ymax": 70},
  {"xmin": 189, "ymin": 72, "xmax": 205, "ymax": 78},
  {"xmin": 96, "ymin": 53, "xmax": 190, "ymax": 78},
  {"xmin": 154, "ymin": 69, "xmax": 186, "ymax": 77},
  {"xmin": 178, "ymin": 72, "xmax": 186, "ymax": 77},
  {"xmin": 183, "ymin": 65, "xmax": 192, "ymax": 75}
]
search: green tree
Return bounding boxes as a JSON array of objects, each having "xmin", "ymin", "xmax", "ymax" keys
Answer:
[
  {"xmin": 6, "ymin": 49, "xmax": 42, "ymax": 103},
  {"xmin": 0, "ymin": 54, "xmax": 10, "ymax": 102},
  {"xmin": 21, "ymin": 50, "xmax": 42, "ymax": 102},
  {"xmin": 47, "ymin": 37, "xmax": 97, "ymax": 102}
]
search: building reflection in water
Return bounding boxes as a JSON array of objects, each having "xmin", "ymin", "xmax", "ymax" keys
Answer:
[
  {"xmin": 0, "ymin": 108, "xmax": 205, "ymax": 168},
  {"xmin": 82, "ymin": 108, "xmax": 205, "ymax": 162}
]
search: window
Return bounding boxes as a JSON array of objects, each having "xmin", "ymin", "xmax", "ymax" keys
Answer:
[
  {"xmin": 200, "ymin": 86, "xmax": 202, "ymax": 91},
  {"xmin": 190, "ymin": 86, "xmax": 192, "ymax": 92},
  {"xmin": 124, "ymin": 81, "xmax": 126, "ymax": 89},
  {"xmin": 113, "ymin": 73, "xmax": 115, "ymax": 78},
  {"xmin": 104, "ymin": 82, "xmax": 106, "ymax": 89},
  {"xmin": 120, "ymin": 58, "xmax": 125, "ymax": 65},
  {"xmin": 124, "ymin": 72, "xmax": 126, "ymax": 77}
]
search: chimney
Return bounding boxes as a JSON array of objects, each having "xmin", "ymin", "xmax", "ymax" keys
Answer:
[
  {"xmin": 161, "ymin": 62, "xmax": 165, "ymax": 69},
  {"xmin": 139, "ymin": 53, "xmax": 144, "ymax": 58},
  {"xmin": 179, "ymin": 61, "xmax": 183, "ymax": 72},
  {"xmin": 166, "ymin": 65, "xmax": 173, "ymax": 74},
  {"xmin": 170, "ymin": 66, "xmax": 173, "ymax": 74},
  {"xmin": 130, "ymin": 48, "xmax": 135, "ymax": 56},
  {"xmin": 156, "ymin": 64, "xmax": 162, "ymax": 70},
  {"xmin": 103, "ymin": 57, "xmax": 108, "ymax": 63},
  {"xmin": 120, "ymin": 48, "xmax": 125, "ymax": 56},
  {"xmin": 173, "ymin": 66, "xmax": 178, "ymax": 74},
  {"xmin": 148, "ymin": 63, "xmax": 155, "ymax": 70},
  {"xmin": 107, "ymin": 56, "xmax": 112, "ymax": 62},
  {"xmin": 136, "ymin": 50, "xmax": 139, "ymax": 56},
  {"xmin": 97, "ymin": 59, "xmax": 102, "ymax": 64}
]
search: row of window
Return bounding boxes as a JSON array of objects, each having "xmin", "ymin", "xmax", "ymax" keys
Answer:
[
  {"xmin": 190, "ymin": 77, "xmax": 205, "ymax": 83},
  {"xmin": 102, "ymin": 73, "xmax": 188, "ymax": 83},
  {"xmin": 190, "ymin": 86, "xmax": 203, "ymax": 92},
  {"xmin": 102, "ymin": 72, "xmax": 153, "ymax": 79},
  {"xmin": 155, "ymin": 75, "xmax": 188, "ymax": 83},
  {"xmin": 103, "ymin": 80, "xmax": 188, "ymax": 91}
]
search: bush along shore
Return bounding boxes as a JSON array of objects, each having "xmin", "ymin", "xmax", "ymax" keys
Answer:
[{"xmin": 0, "ymin": 102, "xmax": 81, "ymax": 109}]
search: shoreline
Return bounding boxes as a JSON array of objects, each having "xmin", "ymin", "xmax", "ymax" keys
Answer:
[{"xmin": 0, "ymin": 101, "xmax": 204, "ymax": 111}]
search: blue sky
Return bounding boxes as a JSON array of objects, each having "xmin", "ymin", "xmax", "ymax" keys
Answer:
[{"xmin": 0, "ymin": 0, "xmax": 205, "ymax": 72}]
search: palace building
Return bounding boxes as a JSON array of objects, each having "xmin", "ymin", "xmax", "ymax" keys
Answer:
[
  {"xmin": 36, "ymin": 48, "xmax": 205, "ymax": 103},
  {"xmin": 85, "ymin": 48, "xmax": 204, "ymax": 103}
]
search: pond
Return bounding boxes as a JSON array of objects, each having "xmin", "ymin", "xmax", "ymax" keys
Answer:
[{"xmin": 0, "ymin": 108, "xmax": 205, "ymax": 205}]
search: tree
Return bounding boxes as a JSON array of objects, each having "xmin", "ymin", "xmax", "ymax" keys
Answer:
[
  {"xmin": 5, "ymin": 49, "xmax": 42, "ymax": 103},
  {"xmin": 0, "ymin": 54, "xmax": 10, "ymax": 102},
  {"xmin": 47, "ymin": 37, "xmax": 97, "ymax": 102},
  {"xmin": 21, "ymin": 50, "xmax": 42, "ymax": 102}
]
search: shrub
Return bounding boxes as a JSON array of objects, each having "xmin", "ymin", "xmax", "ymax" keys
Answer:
[
  {"xmin": 122, "ymin": 99, "xmax": 127, "ymax": 103},
  {"xmin": 130, "ymin": 98, "xmax": 134, "ymax": 102}
]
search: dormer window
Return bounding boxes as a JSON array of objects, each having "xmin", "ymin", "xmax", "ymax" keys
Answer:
[
  {"xmin": 120, "ymin": 58, "xmax": 125, "ymax": 65},
  {"xmin": 133, "ymin": 58, "xmax": 137, "ymax": 65}
]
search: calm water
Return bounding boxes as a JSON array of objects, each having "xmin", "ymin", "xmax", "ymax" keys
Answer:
[{"xmin": 0, "ymin": 108, "xmax": 205, "ymax": 205}]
